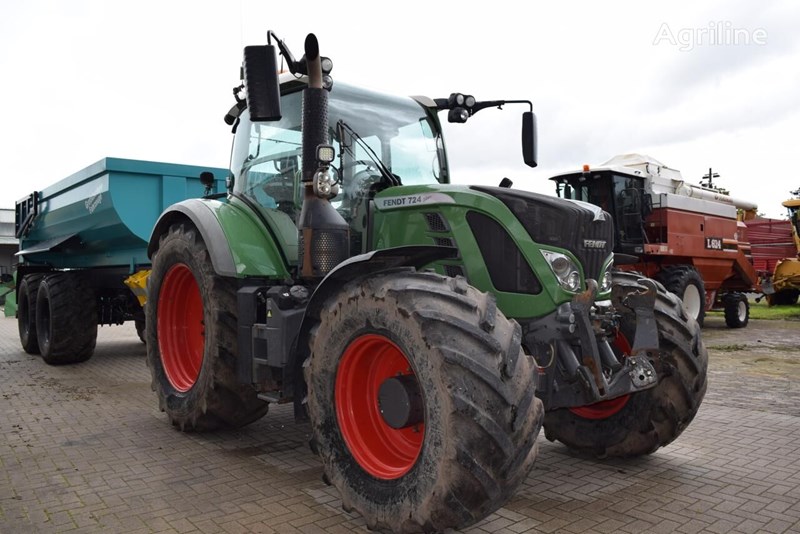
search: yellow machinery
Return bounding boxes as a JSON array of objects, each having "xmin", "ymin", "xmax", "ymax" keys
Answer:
[{"xmin": 765, "ymin": 194, "xmax": 800, "ymax": 305}]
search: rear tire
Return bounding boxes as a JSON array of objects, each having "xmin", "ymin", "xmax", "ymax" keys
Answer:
[
  {"xmin": 770, "ymin": 288, "xmax": 799, "ymax": 306},
  {"xmin": 36, "ymin": 273, "xmax": 98, "ymax": 365},
  {"xmin": 655, "ymin": 265, "xmax": 706, "ymax": 327},
  {"xmin": 18, "ymin": 274, "xmax": 44, "ymax": 354},
  {"xmin": 543, "ymin": 271, "xmax": 708, "ymax": 458},
  {"xmin": 306, "ymin": 271, "xmax": 543, "ymax": 533},
  {"xmin": 146, "ymin": 222, "xmax": 268, "ymax": 431},
  {"xmin": 723, "ymin": 292, "xmax": 749, "ymax": 328}
]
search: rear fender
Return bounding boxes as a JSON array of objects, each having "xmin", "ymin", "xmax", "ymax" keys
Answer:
[
  {"xmin": 291, "ymin": 245, "xmax": 457, "ymax": 420},
  {"xmin": 148, "ymin": 199, "xmax": 291, "ymax": 279}
]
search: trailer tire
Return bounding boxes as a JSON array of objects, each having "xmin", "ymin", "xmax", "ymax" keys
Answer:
[
  {"xmin": 36, "ymin": 273, "xmax": 98, "ymax": 364},
  {"xmin": 723, "ymin": 292, "xmax": 749, "ymax": 328},
  {"xmin": 655, "ymin": 265, "xmax": 706, "ymax": 327},
  {"xmin": 18, "ymin": 274, "xmax": 45, "ymax": 354},
  {"xmin": 306, "ymin": 270, "xmax": 543, "ymax": 533},
  {"xmin": 146, "ymin": 223, "xmax": 268, "ymax": 431},
  {"xmin": 543, "ymin": 271, "xmax": 708, "ymax": 458},
  {"xmin": 135, "ymin": 319, "xmax": 146, "ymax": 344}
]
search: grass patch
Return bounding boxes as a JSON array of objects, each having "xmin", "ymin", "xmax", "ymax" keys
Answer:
[{"xmin": 707, "ymin": 298, "xmax": 800, "ymax": 320}]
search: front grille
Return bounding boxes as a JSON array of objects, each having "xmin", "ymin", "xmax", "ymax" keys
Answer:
[
  {"xmin": 466, "ymin": 211, "xmax": 541, "ymax": 294},
  {"xmin": 472, "ymin": 186, "xmax": 613, "ymax": 281}
]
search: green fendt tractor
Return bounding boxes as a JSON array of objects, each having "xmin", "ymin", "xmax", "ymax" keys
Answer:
[{"xmin": 145, "ymin": 33, "xmax": 707, "ymax": 532}]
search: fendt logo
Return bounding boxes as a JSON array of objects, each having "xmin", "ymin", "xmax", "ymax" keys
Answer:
[{"xmin": 583, "ymin": 239, "xmax": 607, "ymax": 249}]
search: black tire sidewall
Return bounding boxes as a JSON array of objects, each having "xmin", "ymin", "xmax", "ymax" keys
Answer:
[
  {"xmin": 34, "ymin": 278, "xmax": 54, "ymax": 356},
  {"xmin": 146, "ymin": 228, "xmax": 218, "ymax": 425},
  {"xmin": 18, "ymin": 275, "xmax": 40, "ymax": 353},
  {"xmin": 724, "ymin": 293, "xmax": 749, "ymax": 328}
]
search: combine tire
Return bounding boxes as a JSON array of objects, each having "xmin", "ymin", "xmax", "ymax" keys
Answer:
[
  {"xmin": 306, "ymin": 271, "xmax": 543, "ymax": 533},
  {"xmin": 543, "ymin": 271, "xmax": 708, "ymax": 458},
  {"xmin": 146, "ymin": 223, "xmax": 268, "ymax": 431},
  {"xmin": 723, "ymin": 292, "xmax": 749, "ymax": 328},
  {"xmin": 18, "ymin": 273, "xmax": 44, "ymax": 354},
  {"xmin": 35, "ymin": 273, "xmax": 98, "ymax": 364},
  {"xmin": 655, "ymin": 265, "xmax": 706, "ymax": 326}
]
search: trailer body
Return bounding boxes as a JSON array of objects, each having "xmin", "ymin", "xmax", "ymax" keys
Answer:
[
  {"xmin": 16, "ymin": 158, "xmax": 226, "ymax": 270},
  {"xmin": 13, "ymin": 158, "xmax": 227, "ymax": 356}
]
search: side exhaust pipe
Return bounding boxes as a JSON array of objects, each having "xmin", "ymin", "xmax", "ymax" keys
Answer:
[{"xmin": 297, "ymin": 34, "xmax": 349, "ymax": 280}]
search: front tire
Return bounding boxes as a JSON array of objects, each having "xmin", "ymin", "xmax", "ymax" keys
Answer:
[
  {"xmin": 543, "ymin": 271, "xmax": 708, "ymax": 458},
  {"xmin": 146, "ymin": 223, "xmax": 268, "ymax": 431},
  {"xmin": 306, "ymin": 269, "xmax": 542, "ymax": 532},
  {"xmin": 306, "ymin": 271, "xmax": 543, "ymax": 533},
  {"xmin": 36, "ymin": 273, "xmax": 97, "ymax": 365}
]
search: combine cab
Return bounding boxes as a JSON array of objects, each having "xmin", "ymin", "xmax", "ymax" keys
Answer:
[{"xmin": 551, "ymin": 154, "xmax": 758, "ymax": 327}]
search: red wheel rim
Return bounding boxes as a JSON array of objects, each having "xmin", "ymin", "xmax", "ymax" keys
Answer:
[
  {"xmin": 570, "ymin": 329, "xmax": 632, "ymax": 420},
  {"xmin": 157, "ymin": 264, "xmax": 204, "ymax": 392},
  {"xmin": 335, "ymin": 334, "xmax": 424, "ymax": 480}
]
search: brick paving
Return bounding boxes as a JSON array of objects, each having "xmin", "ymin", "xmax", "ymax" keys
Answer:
[{"xmin": 1, "ymin": 314, "xmax": 799, "ymax": 533}]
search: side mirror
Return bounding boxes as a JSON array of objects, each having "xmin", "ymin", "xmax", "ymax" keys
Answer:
[
  {"xmin": 522, "ymin": 111, "xmax": 538, "ymax": 168},
  {"xmin": 243, "ymin": 45, "xmax": 281, "ymax": 121}
]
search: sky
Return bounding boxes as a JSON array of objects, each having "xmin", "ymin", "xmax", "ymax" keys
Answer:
[{"xmin": 1, "ymin": 0, "xmax": 798, "ymax": 218}]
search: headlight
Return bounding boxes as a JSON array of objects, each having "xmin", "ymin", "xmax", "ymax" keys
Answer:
[
  {"xmin": 599, "ymin": 255, "xmax": 614, "ymax": 293},
  {"xmin": 541, "ymin": 250, "xmax": 582, "ymax": 293},
  {"xmin": 599, "ymin": 270, "xmax": 613, "ymax": 293}
]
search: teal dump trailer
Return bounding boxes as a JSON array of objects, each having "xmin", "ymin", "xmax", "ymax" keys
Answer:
[{"xmin": 14, "ymin": 157, "xmax": 227, "ymax": 363}]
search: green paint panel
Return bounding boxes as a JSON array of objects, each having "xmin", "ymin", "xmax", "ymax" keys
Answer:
[
  {"xmin": 372, "ymin": 185, "xmax": 586, "ymax": 319},
  {"xmin": 208, "ymin": 196, "xmax": 294, "ymax": 278}
]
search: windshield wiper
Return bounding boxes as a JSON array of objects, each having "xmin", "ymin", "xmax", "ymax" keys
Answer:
[{"xmin": 336, "ymin": 120, "xmax": 401, "ymax": 187}]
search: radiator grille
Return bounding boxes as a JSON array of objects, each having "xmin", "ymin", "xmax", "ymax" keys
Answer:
[{"xmin": 472, "ymin": 186, "xmax": 613, "ymax": 281}]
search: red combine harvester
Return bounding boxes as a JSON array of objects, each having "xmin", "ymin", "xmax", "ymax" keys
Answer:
[{"xmin": 551, "ymin": 154, "xmax": 758, "ymax": 328}]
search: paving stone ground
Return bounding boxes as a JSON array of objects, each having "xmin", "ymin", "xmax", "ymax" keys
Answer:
[{"xmin": 1, "ymin": 314, "xmax": 799, "ymax": 533}]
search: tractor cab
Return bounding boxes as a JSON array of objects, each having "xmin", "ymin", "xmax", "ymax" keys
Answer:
[
  {"xmin": 551, "ymin": 168, "xmax": 651, "ymax": 255},
  {"xmin": 230, "ymin": 77, "xmax": 449, "ymax": 256}
]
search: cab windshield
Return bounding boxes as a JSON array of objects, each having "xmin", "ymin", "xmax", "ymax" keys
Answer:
[{"xmin": 231, "ymin": 82, "xmax": 446, "ymax": 220}]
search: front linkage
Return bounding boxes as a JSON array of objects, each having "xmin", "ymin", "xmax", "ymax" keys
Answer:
[{"xmin": 527, "ymin": 277, "xmax": 660, "ymax": 411}]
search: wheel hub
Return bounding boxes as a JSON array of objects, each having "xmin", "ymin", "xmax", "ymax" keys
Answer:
[
  {"xmin": 378, "ymin": 375, "xmax": 424, "ymax": 429},
  {"xmin": 335, "ymin": 334, "xmax": 424, "ymax": 480}
]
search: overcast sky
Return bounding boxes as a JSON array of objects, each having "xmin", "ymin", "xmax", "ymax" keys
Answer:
[{"xmin": 1, "ymin": 0, "xmax": 798, "ymax": 218}]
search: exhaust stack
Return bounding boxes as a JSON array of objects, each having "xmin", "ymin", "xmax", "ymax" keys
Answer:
[{"xmin": 297, "ymin": 34, "xmax": 349, "ymax": 279}]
